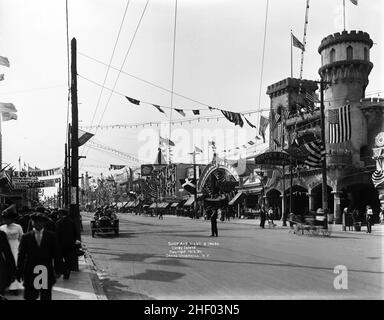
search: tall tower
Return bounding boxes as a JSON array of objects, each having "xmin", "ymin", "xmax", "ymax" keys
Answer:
[{"xmin": 318, "ymin": 30, "xmax": 374, "ymax": 166}]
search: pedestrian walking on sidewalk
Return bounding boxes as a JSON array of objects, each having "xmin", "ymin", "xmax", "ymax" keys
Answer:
[
  {"xmin": 0, "ymin": 230, "xmax": 16, "ymax": 298},
  {"xmin": 365, "ymin": 205, "xmax": 373, "ymax": 233},
  {"xmin": 209, "ymin": 208, "xmax": 218, "ymax": 237},
  {"xmin": 0, "ymin": 209, "xmax": 24, "ymax": 294},
  {"xmin": 17, "ymin": 213, "xmax": 63, "ymax": 300},
  {"xmin": 259, "ymin": 206, "xmax": 266, "ymax": 229},
  {"xmin": 56, "ymin": 209, "xmax": 80, "ymax": 280}
]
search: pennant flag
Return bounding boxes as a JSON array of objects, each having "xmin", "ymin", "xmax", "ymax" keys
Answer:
[
  {"xmin": 1, "ymin": 111, "xmax": 17, "ymax": 121},
  {"xmin": 244, "ymin": 116, "xmax": 257, "ymax": 128},
  {"xmin": 110, "ymin": 164, "xmax": 125, "ymax": 170},
  {"xmin": 292, "ymin": 33, "xmax": 305, "ymax": 51},
  {"xmin": 125, "ymin": 96, "xmax": 140, "ymax": 105},
  {"xmin": 328, "ymin": 105, "xmax": 351, "ymax": 144},
  {"xmin": 0, "ymin": 102, "xmax": 17, "ymax": 113},
  {"xmin": 78, "ymin": 129, "xmax": 94, "ymax": 147},
  {"xmin": 248, "ymin": 140, "xmax": 255, "ymax": 145},
  {"xmin": 0, "ymin": 56, "xmax": 10, "ymax": 68},
  {"xmin": 192, "ymin": 110, "xmax": 200, "ymax": 115},
  {"xmin": 159, "ymin": 136, "xmax": 175, "ymax": 147},
  {"xmin": 350, "ymin": 0, "xmax": 358, "ymax": 5},
  {"xmin": 194, "ymin": 146, "xmax": 203, "ymax": 153},
  {"xmin": 221, "ymin": 110, "xmax": 244, "ymax": 127},
  {"xmin": 175, "ymin": 108, "xmax": 186, "ymax": 117},
  {"xmin": 259, "ymin": 115, "xmax": 269, "ymax": 143},
  {"xmin": 0, "ymin": 74, "xmax": 4, "ymax": 81},
  {"xmin": 154, "ymin": 147, "xmax": 166, "ymax": 165},
  {"xmin": 255, "ymin": 135, "xmax": 262, "ymax": 140},
  {"xmin": 153, "ymin": 104, "xmax": 165, "ymax": 114},
  {"xmin": 208, "ymin": 106, "xmax": 214, "ymax": 111}
]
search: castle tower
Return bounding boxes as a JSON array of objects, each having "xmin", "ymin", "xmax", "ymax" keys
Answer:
[{"xmin": 318, "ymin": 30, "xmax": 374, "ymax": 166}]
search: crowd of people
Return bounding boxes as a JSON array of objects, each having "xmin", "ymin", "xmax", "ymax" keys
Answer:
[{"xmin": 0, "ymin": 204, "xmax": 81, "ymax": 300}]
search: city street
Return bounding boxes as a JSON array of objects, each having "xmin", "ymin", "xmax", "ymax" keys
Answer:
[{"xmin": 81, "ymin": 212, "xmax": 384, "ymax": 300}]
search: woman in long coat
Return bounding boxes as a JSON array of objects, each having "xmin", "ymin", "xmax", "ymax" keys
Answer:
[{"xmin": 0, "ymin": 230, "xmax": 16, "ymax": 297}]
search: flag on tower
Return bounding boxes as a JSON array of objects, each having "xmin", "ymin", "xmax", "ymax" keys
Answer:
[{"xmin": 292, "ymin": 33, "xmax": 305, "ymax": 51}]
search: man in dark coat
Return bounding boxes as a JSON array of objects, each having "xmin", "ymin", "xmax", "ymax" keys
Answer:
[
  {"xmin": 210, "ymin": 208, "xmax": 218, "ymax": 237},
  {"xmin": 55, "ymin": 209, "xmax": 80, "ymax": 279},
  {"xmin": 259, "ymin": 206, "xmax": 266, "ymax": 229},
  {"xmin": 16, "ymin": 213, "xmax": 63, "ymax": 300},
  {"xmin": 0, "ymin": 230, "xmax": 16, "ymax": 297}
]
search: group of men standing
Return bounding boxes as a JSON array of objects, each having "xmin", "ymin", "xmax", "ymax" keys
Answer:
[{"xmin": 0, "ymin": 205, "xmax": 81, "ymax": 300}]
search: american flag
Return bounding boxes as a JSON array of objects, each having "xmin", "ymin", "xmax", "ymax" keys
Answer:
[
  {"xmin": 270, "ymin": 111, "xmax": 281, "ymax": 129},
  {"xmin": 328, "ymin": 105, "xmax": 351, "ymax": 144},
  {"xmin": 303, "ymin": 140, "xmax": 325, "ymax": 168},
  {"xmin": 221, "ymin": 110, "xmax": 244, "ymax": 127}
]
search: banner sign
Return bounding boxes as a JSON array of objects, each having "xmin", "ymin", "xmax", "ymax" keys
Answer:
[
  {"xmin": 12, "ymin": 178, "xmax": 61, "ymax": 189},
  {"xmin": 11, "ymin": 167, "xmax": 62, "ymax": 178}
]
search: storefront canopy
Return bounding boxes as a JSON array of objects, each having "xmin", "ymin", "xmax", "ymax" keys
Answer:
[{"xmin": 171, "ymin": 202, "xmax": 179, "ymax": 208}]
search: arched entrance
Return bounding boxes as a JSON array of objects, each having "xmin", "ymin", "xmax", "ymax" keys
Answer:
[
  {"xmin": 266, "ymin": 189, "xmax": 281, "ymax": 218},
  {"xmin": 286, "ymin": 185, "xmax": 309, "ymax": 215},
  {"xmin": 341, "ymin": 183, "xmax": 380, "ymax": 221},
  {"xmin": 311, "ymin": 184, "xmax": 334, "ymax": 213}
]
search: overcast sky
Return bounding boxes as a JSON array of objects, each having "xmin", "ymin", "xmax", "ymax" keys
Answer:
[{"xmin": 0, "ymin": 0, "xmax": 383, "ymax": 187}]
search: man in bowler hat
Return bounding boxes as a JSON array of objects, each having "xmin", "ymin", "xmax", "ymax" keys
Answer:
[{"xmin": 17, "ymin": 213, "xmax": 63, "ymax": 300}]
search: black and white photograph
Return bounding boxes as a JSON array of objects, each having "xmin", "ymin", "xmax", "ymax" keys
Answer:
[{"xmin": 0, "ymin": 0, "xmax": 383, "ymax": 305}]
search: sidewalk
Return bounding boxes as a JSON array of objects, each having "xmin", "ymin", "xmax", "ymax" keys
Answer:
[
  {"xmin": 3, "ymin": 251, "xmax": 106, "ymax": 300},
  {"xmin": 161, "ymin": 213, "xmax": 384, "ymax": 235}
]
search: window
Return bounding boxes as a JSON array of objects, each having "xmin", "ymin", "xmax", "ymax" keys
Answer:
[
  {"xmin": 364, "ymin": 47, "xmax": 369, "ymax": 61},
  {"xmin": 330, "ymin": 48, "xmax": 336, "ymax": 63},
  {"xmin": 346, "ymin": 46, "xmax": 353, "ymax": 60}
]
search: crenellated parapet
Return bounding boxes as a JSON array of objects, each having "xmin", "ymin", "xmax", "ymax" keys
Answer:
[{"xmin": 318, "ymin": 30, "xmax": 373, "ymax": 53}]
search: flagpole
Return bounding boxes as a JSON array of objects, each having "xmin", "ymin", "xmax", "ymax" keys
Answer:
[
  {"xmin": 343, "ymin": 0, "xmax": 346, "ymax": 31},
  {"xmin": 290, "ymin": 29, "xmax": 293, "ymax": 78},
  {"xmin": 193, "ymin": 150, "xmax": 198, "ymax": 219},
  {"xmin": 320, "ymin": 78, "xmax": 328, "ymax": 227}
]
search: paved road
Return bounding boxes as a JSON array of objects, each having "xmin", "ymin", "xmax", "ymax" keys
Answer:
[{"xmin": 81, "ymin": 212, "xmax": 383, "ymax": 300}]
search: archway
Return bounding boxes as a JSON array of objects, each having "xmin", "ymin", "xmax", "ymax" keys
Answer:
[
  {"xmin": 266, "ymin": 189, "xmax": 281, "ymax": 218},
  {"xmin": 341, "ymin": 183, "xmax": 380, "ymax": 222},
  {"xmin": 286, "ymin": 185, "xmax": 309, "ymax": 215},
  {"xmin": 311, "ymin": 184, "xmax": 334, "ymax": 213}
]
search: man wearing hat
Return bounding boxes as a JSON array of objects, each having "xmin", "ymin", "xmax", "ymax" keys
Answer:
[
  {"xmin": 56, "ymin": 209, "xmax": 80, "ymax": 280},
  {"xmin": 16, "ymin": 212, "xmax": 63, "ymax": 300}
]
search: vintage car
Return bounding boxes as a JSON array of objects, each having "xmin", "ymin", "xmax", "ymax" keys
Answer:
[{"xmin": 90, "ymin": 210, "xmax": 119, "ymax": 237}]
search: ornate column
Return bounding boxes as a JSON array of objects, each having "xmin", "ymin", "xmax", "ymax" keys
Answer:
[
  {"xmin": 372, "ymin": 132, "xmax": 384, "ymax": 211},
  {"xmin": 307, "ymin": 190, "xmax": 315, "ymax": 211},
  {"xmin": 332, "ymin": 191, "xmax": 342, "ymax": 224}
]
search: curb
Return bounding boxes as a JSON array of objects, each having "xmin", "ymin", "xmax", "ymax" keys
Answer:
[{"xmin": 83, "ymin": 246, "xmax": 108, "ymax": 300}]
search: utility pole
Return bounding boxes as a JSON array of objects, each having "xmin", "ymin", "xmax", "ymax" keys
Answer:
[
  {"xmin": 70, "ymin": 38, "xmax": 81, "ymax": 268},
  {"xmin": 320, "ymin": 78, "xmax": 328, "ymax": 225},
  {"xmin": 193, "ymin": 151, "xmax": 198, "ymax": 219},
  {"xmin": 64, "ymin": 143, "xmax": 68, "ymax": 207}
]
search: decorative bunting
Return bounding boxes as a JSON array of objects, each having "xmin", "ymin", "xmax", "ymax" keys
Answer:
[
  {"xmin": 244, "ymin": 116, "xmax": 257, "ymax": 128},
  {"xmin": 125, "ymin": 96, "xmax": 140, "ymax": 105},
  {"xmin": 175, "ymin": 108, "xmax": 186, "ymax": 117},
  {"xmin": 192, "ymin": 110, "xmax": 200, "ymax": 115},
  {"xmin": 153, "ymin": 104, "xmax": 165, "ymax": 114},
  {"xmin": 248, "ymin": 140, "xmax": 255, "ymax": 145},
  {"xmin": 221, "ymin": 110, "xmax": 244, "ymax": 127}
]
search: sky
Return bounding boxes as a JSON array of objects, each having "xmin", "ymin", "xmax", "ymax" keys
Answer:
[{"xmin": 0, "ymin": 0, "xmax": 383, "ymax": 193}]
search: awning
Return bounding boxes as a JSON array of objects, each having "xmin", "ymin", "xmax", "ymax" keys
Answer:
[
  {"xmin": 171, "ymin": 202, "xmax": 179, "ymax": 208},
  {"xmin": 149, "ymin": 203, "xmax": 157, "ymax": 209},
  {"xmin": 228, "ymin": 192, "xmax": 244, "ymax": 206}
]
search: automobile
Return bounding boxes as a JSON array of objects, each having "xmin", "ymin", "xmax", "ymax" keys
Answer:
[{"xmin": 90, "ymin": 209, "xmax": 119, "ymax": 237}]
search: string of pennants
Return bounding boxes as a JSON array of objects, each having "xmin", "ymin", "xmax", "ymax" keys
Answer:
[{"xmin": 125, "ymin": 94, "xmax": 258, "ymax": 129}]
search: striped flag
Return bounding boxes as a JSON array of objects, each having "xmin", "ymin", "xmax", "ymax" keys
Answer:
[
  {"xmin": 0, "ymin": 56, "xmax": 10, "ymax": 67},
  {"xmin": 221, "ymin": 110, "xmax": 244, "ymax": 127},
  {"xmin": 328, "ymin": 105, "xmax": 351, "ymax": 144},
  {"xmin": 303, "ymin": 140, "xmax": 325, "ymax": 168}
]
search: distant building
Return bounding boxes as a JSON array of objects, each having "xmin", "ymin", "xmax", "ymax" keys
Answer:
[{"xmin": 262, "ymin": 30, "xmax": 383, "ymax": 223}]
